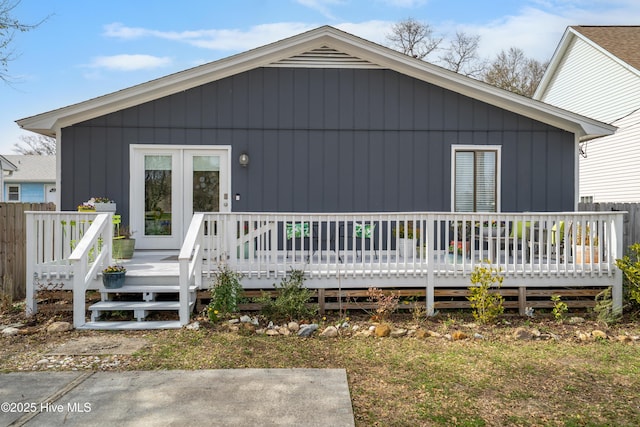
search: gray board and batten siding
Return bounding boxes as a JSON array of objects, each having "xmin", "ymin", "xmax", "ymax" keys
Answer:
[{"xmin": 61, "ymin": 67, "xmax": 575, "ymax": 226}]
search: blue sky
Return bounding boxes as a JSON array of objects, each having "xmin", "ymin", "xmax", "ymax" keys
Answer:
[{"xmin": 1, "ymin": 0, "xmax": 639, "ymax": 153}]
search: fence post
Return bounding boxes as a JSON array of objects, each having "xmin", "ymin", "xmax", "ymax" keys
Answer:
[
  {"xmin": 612, "ymin": 213, "xmax": 624, "ymax": 314},
  {"xmin": 25, "ymin": 212, "xmax": 37, "ymax": 316}
]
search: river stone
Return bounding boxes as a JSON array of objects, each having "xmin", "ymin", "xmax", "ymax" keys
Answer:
[
  {"xmin": 374, "ymin": 324, "xmax": 391, "ymax": 337},
  {"xmin": 287, "ymin": 322, "xmax": 300, "ymax": 332},
  {"xmin": 2, "ymin": 327, "xmax": 19, "ymax": 336},
  {"xmin": 47, "ymin": 322, "xmax": 73, "ymax": 333},
  {"xmin": 320, "ymin": 326, "xmax": 339, "ymax": 337},
  {"xmin": 592, "ymin": 330, "xmax": 608, "ymax": 340},
  {"xmin": 390, "ymin": 328, "xmax": 408, "ymax": 338},
  {"xmin": 297, "ymin": 324, "xmax": 319, "ymax": 337}
]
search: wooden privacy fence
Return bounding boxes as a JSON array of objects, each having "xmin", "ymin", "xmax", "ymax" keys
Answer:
[
  {"xmin": 0, "ymin": 203, "xmax": 55, "ymax": 300},
  {"xmin": 579, "ymin": 202, "xmax": 640, "ymax": 252}
]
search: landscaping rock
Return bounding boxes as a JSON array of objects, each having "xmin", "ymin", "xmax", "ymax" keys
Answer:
[
  {"xmin": 186, "ymin": 321, "xmax": 200, "ymax": 330},
  {"xmin": 297, "ymin": 324, "xmax": 318, "ymax": 337},
  {"xmin": 278, "ymin": 327, "xmax": 291, "ymax": 336},
  {"xmin": 239, "ymin": 315, "xmax": 252, "ymax": 323},
  {"xmin": 513, "ymin": 328, "xmax": 535, "ymax": 340},
  {"xmin": 452, "ymin": 331, "xmax": 468, "ymax": 341},
  {"xmin": 474, "ymin": 333, "xmax": 484, "ymax": 340},
  {"xmin": 414, "ymin": 329, "xmax": 429, "ymax": 339},
  {"xmin": 569, "ymin": 316, "xmax": 585, "ymax": 324},
  {"xmin": 427, "ymin": 330, "xmax": 442, "ymax": 338},
  {"xmin": 47, "ymin": 322, "xmax": 72, "ymax": 334},
  {"xmin": 592, "ymin": 330, "xmax": 608, "ymax": 340},
  {"xmin": 390, "ymin": 328, "xmax": 408, "ymax": 338},
  {"xmin": 2, "ymin": 327, "xmax": 20, "ymax": 336},
  {"xmin": 320, "ymin": 326, "xmax": 339, "ymax": 338},
  {"xmin": 287, "ymin": 322, "xmax": 300, "ymax": 332},
  {"xmin": 375, "ymin": 324, "xmax": 391, "ymax": 337},
  {"xmin": 340, "ymin": 322, "xmax": 350, "ymax": 329},
  {"xmin": 617, "ymin": 335, "xmax": 633, "ymax": 343},
  {"xmin": 578, "ymin": 332, "xmax": 590, "ymax": 341},
  {"xmin": 266, "ymin": 329, "xmax": 280, "ymax": 336}
]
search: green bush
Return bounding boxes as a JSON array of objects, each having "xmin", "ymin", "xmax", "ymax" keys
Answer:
[
  {"xmin": 551, "ymin": 294, "xmax": 568, "ymax": 322},
  {"xmin": 467, "ymin": 264, "xmax": 504, "ymax": 324},
  {"xmin": 615, "ymin": 243, "xmax": 640, "ymax": 306},
  {"xmin": 257, "ymin": 269, "xmax": 317, "ymax": 321},
  {"xmin": 207, "ymin": 264, "xmax": 244, "ymax": 322}
]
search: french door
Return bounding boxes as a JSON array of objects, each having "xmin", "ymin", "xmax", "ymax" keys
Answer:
[{"xmin": 131, "ymin": 146, "xmax": 230, "ymax": 249}]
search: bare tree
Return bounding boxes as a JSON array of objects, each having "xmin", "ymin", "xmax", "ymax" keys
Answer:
[
  {"xmin": 1, "ymin": 0, "xmax": 45, "ymax": 82},
  {"xmin": 386, "ymin": 18, "xmax": 442, "ymax": 60},
  {"xmin": 440, "ymin": 31, "xmax": 486, "ymax": 78},
  {"xmin": 13, "ymin": 134, "xmax": 56, "ymax": 155},
  {"xmin": 482, "ymin": 47, "xmax": 549, "ymax": 97}
]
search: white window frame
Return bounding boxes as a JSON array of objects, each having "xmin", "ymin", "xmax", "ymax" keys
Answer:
[
  {"xmin": 451, "ymin": 145, "xmax": 501, "ymax": 212},
  {"xmin": 7, "ymin": 184, "xmax": 20, "ymax": 202}
]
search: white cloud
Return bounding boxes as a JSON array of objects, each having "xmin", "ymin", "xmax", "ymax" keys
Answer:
[
  {"xmin": 104, "ymin": 22, "xmax": 318, "ymax": 52},
  {"xmin": 295, "ymin": 0, "xmax": 345, "ymax": 19},
  {"xmin": 87, "ymin": 54, "xmax": 172, "ymax": 71}
]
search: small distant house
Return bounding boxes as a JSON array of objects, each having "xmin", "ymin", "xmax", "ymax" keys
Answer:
[
  {"xmin": 0, "ymin": 155, "xmax": 18, "ymax": 202},
  {"xmin": 1, "ymin": 155, "xmax": 56, "ymax": 204},
  {"xmin": 534, "ymin": 25, "xmax": 640, "ymax": 202}
]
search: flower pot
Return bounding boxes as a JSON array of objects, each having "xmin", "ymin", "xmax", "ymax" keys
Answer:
[
  {"xmin": 77, "ymin": 206, "xmax": 95, "ymax": 212},
  {"xmin": 102, "ymin": 271, "xmax": 125, "ymax": 289},
  {"xmin": 398, "ymin": 238, "xmax": 416, "ymax": 259},
  {"xmin": 113, "ymin": 238, "xmax": 135, "ymax": 259},
  {"xmin": 94, "ymin": 202, "xmax": 116, "ymax": 212}
]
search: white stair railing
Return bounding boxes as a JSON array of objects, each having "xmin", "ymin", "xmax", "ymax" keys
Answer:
[
  {"xmin": 67, "ymin": 213, "xmax": 113, "ymax": 328},
  {"xmin": 178, "ymin": 213, "xmax": 205, "ymax": 326}
]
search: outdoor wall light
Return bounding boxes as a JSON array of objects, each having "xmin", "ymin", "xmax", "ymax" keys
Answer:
[{"xmin": 239, "ymin": 153, "xmax": 250, "ymax": 167}]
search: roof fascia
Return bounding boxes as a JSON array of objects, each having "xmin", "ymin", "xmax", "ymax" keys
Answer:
[{"xmin": 0, "ymin": 155, "xmax": 18, "ymax": 171}]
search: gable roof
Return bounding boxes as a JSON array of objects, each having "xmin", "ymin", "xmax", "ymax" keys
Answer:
[
  {"xmin": 17, "ymin": 25, "xmax": 614, "ymax": 140},
  {"xmin": 2, "ymin": 155, "xmax": 55, "ymax": 182},
  {"xmin": 0, "ymin": 155, "xmax": 18, "ymax": 172},
  {"xmin": 572, "ymin": 26, "xmax": 640, "ymax": 71},
  {"xmin": 535, "ymin": 26, "xmax": 640, "ymax": 101}
]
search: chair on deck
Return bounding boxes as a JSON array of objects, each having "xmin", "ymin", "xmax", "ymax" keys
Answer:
[
  {"xmin": 354, "ymin": 222, "xmax": 377, "ymax": 260},
  {"xmin": 507, "ymin": 221, "xmax": 531, "ymax": 260},
  {"xmin": 285, "ymin": 222, "xmax": 310, "ymax": 260}
]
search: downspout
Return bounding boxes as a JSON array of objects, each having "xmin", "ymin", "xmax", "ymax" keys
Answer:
[{"xmin": 55, "ymin": 126, "xmax": 62, "ymax": 209}]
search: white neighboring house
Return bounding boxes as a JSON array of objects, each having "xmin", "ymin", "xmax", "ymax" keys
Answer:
[
  {"xmin": 1, "ymin": 155, "xmax": 56, "ymax": 204},
  {"xmin": 0, "ymin": 155, "xmax": 18, "ymax": 202},
  {"xmin": 534, "ymin": 25, "xmax": 640, "ymax": 203}
]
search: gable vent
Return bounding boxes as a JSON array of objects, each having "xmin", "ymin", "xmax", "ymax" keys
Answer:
[{"xmin": 268, "ymin": 46, "xmax": 383, "ymax": 69}]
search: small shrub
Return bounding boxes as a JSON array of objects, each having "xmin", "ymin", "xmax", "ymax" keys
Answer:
[
  {"xmin": 367, "ymin": 287, "xmax": 399, "ymax": 322},
  {"xmin": 257, "ymin": 269, "xmax": 317, "ymax": 321},
  {"xmin": 467, "ymin": 264, "xmax": 504, "ymax": 324},
  {"xmin": 593, "ymin": 287, "xmax": 621, "ymax": 326},
  {"xmin": 551, "ymin": 294, "xmax": 568, "ymax": 322},
  {"xmin": 615, "ymin": 243, "xmax": 640, "ymax": 306},
  {"xmin": 208, "ymin": 264, "xmax": 244, "ymax": 322}
]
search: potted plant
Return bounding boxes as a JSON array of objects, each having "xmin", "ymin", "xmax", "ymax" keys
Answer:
[
  {"xmin": 102, "ymin": 264, "xmax": 126, "ymax": 289},
  {"xmin": 394, "ymin": 221, "xmax": 420, "ymax": 259},
  {"xmin": 77, "ymin": 201, "xmax": 95, "ymax": 212},
  {"xmin": 113, "ymin": 226, "xmax": 135, "ymax": 259},
  {"xmin": 574, "ymin": 224, "xmax": 599, "ymax": 264},
  {"xmin": 93, "ymin": 197, "xmax": 116, "ymax": 212},
  {"xmin": 448, "ymin": 240, "xmax": 468, "ymax": 263}
]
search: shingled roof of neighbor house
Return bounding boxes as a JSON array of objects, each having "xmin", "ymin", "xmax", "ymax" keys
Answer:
[{"xmin": 1, "ymin": 155, "xmax": 55, "ymax": 182}]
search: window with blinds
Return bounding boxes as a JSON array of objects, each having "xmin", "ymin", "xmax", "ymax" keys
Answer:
[{"xmin": 453, "ymin": 148, "xmax": 498, "ymax": 212}]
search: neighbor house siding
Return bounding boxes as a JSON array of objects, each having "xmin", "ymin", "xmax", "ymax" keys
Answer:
[
  {"xmin": 539, "ymin": 36, "xmax": 640, "ymax": 124},
  {"xmin": 579, "ymin": 110, "xmax": 640, "ymax": 202},
  {"xmin": 60, "ymin": 67, "xmax": 575, "ymax": 225}
]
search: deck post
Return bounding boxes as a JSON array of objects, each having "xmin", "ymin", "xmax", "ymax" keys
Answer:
[
  {"xmin": 611, "ymin": 213, "xmax": 624, "ymax": 314},
  {"xmin": 426, "ymin": 214, "xmax": 435, "ymax": 316},
  {"xmin": 72, "ymin": 259, "xmax": 87, "ymax": 328},
  {"xmin": 25, "ymin": 212, "xmax": 37, "ymax": 316}
]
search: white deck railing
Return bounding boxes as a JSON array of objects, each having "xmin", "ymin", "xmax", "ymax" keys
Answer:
[
  {"xmin": 187, "ymin": 212, "xmax": 624, "ymax": 314},
  {"xmin": 24, "ymin": 211, "xmax": 112, "ymax": 327}
]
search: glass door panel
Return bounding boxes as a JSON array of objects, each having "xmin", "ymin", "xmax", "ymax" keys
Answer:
[
  {"xmin": 144, "ymin": 155, "xmax": 173, "ymax": 236},
  {"xmin": 192, "ymin": 155, "xmax": 220, "ymax": 213}
]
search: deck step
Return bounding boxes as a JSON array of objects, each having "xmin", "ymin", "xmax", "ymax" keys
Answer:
[
  {"xmin": 100, "ymin": 285, "xmax": 197, "ymax": 293},
  {"xmin": 78, "ymin": 321, "xmax": 183, "ymax": 330},
  {"xmin": 90, "ymin": 301, "xmax": 191, "ymax": 311}
]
